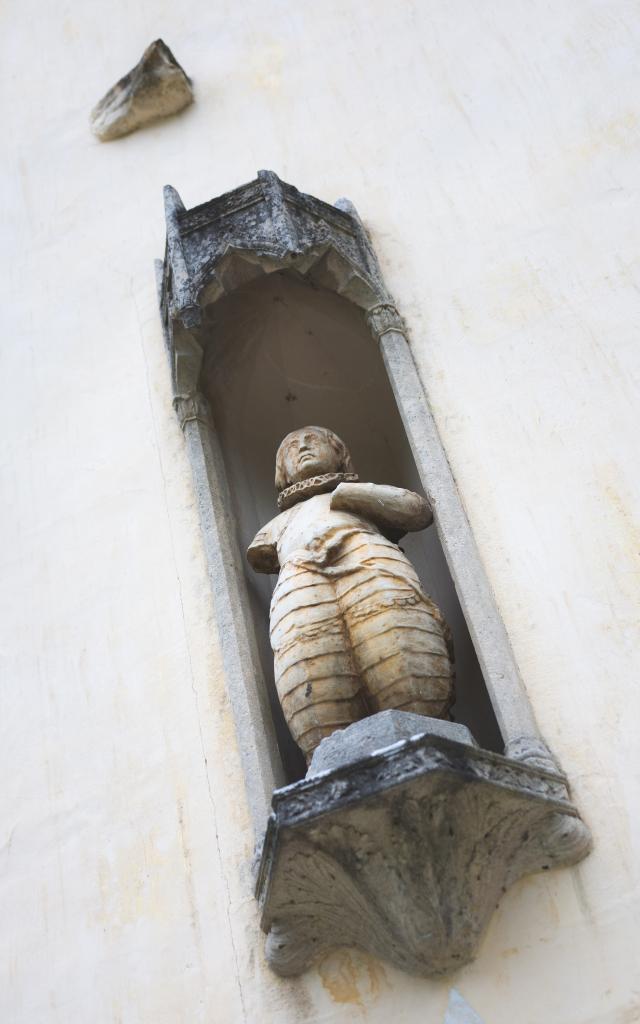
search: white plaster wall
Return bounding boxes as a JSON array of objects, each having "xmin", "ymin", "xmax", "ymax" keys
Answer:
[{"xmin": 1, "ymin": 1, "xmax": 639, "ymax": 1022}]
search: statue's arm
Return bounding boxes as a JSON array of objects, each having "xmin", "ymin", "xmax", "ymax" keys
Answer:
[
  {"xmin": 247, "ymin": 522, "xmax": 280, "ymax": 574},
  {"xmin": 330, "ymin": 482, "xmax": 432, "ymax": 534}
]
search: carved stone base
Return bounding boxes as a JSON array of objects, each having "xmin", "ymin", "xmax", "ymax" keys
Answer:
[{"xmin": 256, "ymin": 724, "xmax": 591, "ymax": 977}]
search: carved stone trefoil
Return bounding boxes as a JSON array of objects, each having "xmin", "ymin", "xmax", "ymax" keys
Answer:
[
  {"xmin": 366, "ymin": 303, "xmax": 406, "ymax": 340},
  {"xmin": 172, "ymin": 391, "xmax": 212, "ymax": 431},
  {"xmin": 256, "ymin": 715, "xmax": 591, "ymax": 977},
  {"xmin": 91, "ymin": 39, "xmax": 193, "ymax": 142}
]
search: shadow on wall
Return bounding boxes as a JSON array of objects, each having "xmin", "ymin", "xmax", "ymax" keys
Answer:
[{"xmin": 201, "ymin": 270, "xmax": 502, "ymax": 780}]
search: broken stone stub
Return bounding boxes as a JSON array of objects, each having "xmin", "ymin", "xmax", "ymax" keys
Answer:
[{"xmin": 90, "ymin": 39, "xmax": 193, "ymax": 142}]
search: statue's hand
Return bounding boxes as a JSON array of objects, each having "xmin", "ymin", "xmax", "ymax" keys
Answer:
[{"xmin": 331, "ymin": 482, "xmax": 432, "ymax": 533}]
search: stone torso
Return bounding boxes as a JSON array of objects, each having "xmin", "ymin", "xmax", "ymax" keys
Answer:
[{"xmin": 264, "ymin": 493, "xmax": 381, "ymax": 569}]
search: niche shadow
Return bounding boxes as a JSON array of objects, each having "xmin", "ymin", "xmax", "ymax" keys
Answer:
[{"xmin": 201, "ymin": 271, "xmax": 502, "ymax": 781}]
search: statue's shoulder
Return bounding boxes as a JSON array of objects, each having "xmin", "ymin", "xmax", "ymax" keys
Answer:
[
  {"xmin": 260, "ymin": 505, "xmax": 296, "ymax": 539},
  {"xmin": 247, "ymin": 506, "xmax": 295, "ymax": 573}
]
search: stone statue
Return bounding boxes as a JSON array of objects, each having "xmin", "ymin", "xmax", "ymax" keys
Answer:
[{"xmin": 247, "ymin": 427, "xmax": 454, "ymax": 760}]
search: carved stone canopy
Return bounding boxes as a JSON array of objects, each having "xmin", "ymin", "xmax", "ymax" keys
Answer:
[{"xmin": 157, "ymin": 170, "xmax": 398, "ymax": 399}]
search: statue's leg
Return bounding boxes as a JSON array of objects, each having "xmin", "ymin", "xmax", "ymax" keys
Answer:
[
  {"xmin": 270, "ymin": 563, "xmax": 369, "ymax": 760},
  {"xmin": 335, "ymin": 537, "xmax": 454, "ymax": 719}
]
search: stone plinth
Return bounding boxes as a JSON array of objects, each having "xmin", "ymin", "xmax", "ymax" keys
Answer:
[{"xmin": 308, "ymin": 710, "xmax": 477, "ymax": 776}]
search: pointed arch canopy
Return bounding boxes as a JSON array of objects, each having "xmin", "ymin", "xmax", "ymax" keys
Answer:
[{"xmin": 158, "ymin": 169, "xmax": 400, "ymax": 402}]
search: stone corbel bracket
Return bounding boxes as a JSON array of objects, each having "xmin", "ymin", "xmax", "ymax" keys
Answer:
[{"xmin": 256, "ymin": 730, "xmax": 591, "ymax": 977}]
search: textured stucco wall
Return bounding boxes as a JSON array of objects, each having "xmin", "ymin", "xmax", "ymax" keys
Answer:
[{"xmin": 1, "ymin": 1, "xmax": 639, "ymax": 1022}]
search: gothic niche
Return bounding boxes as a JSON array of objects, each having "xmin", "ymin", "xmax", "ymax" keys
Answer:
[{"xmin": 157, "ymin": 171, "xmax": 591, "ymax": 978}]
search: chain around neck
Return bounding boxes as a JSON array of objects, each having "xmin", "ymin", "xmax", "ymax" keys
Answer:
[{"xmin": 277, "ymin": 472, "xmax": 359, "ymax": 511}]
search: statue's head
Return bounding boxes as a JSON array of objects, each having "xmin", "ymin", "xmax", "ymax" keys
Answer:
[{"xmin": 275, "ymin": 426, "xmax": 355, "ymax": 492}]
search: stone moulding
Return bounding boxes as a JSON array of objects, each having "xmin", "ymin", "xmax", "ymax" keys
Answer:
[
  {"xmin": 256, "ymin": 730, "xmax": 591, "ymax": 977},
  {"xmin": 157, "ymin": 171, "xmax": 591, "ymax": 975}
]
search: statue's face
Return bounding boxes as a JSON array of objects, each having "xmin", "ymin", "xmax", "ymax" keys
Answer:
[{"xmin": 280, "ymin": 428, "xmax": 342, "ymax": 485}]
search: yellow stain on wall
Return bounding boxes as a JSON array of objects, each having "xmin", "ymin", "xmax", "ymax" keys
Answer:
[
  {"xmin": 574, "ymin": 111, "xmax": 639, "ymax": 161},
  {"xmin": 95, "ymin": 828, "xmax": 171, "ymax": 931},
  {"xmin": 247, "ymin": 41, "xmax": 285, "ymax": 93},
  {"xmin": 318, "ymin": 949, "xmax": 388, "ymax": 1009}
]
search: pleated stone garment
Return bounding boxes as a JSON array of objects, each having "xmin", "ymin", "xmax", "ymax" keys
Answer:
[{"xmin": 250, "ymin": 492, "xmax": 455, "ymax": 760}]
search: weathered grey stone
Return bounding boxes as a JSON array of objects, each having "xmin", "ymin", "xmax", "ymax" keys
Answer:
[
  {"xmin": 308, "ymin": 711, "xmax": 477, "ymax": 776},
  {"xmin": 158, "ymin": 171, "xmax": 386, "ymax": 357},
  {"xmin": 256, "ymin": 731, "xmax": 591, "ymax": 977},
  {"xmin": 91, "ymin": 39, "xmax": 193, "ymax": 142}
]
